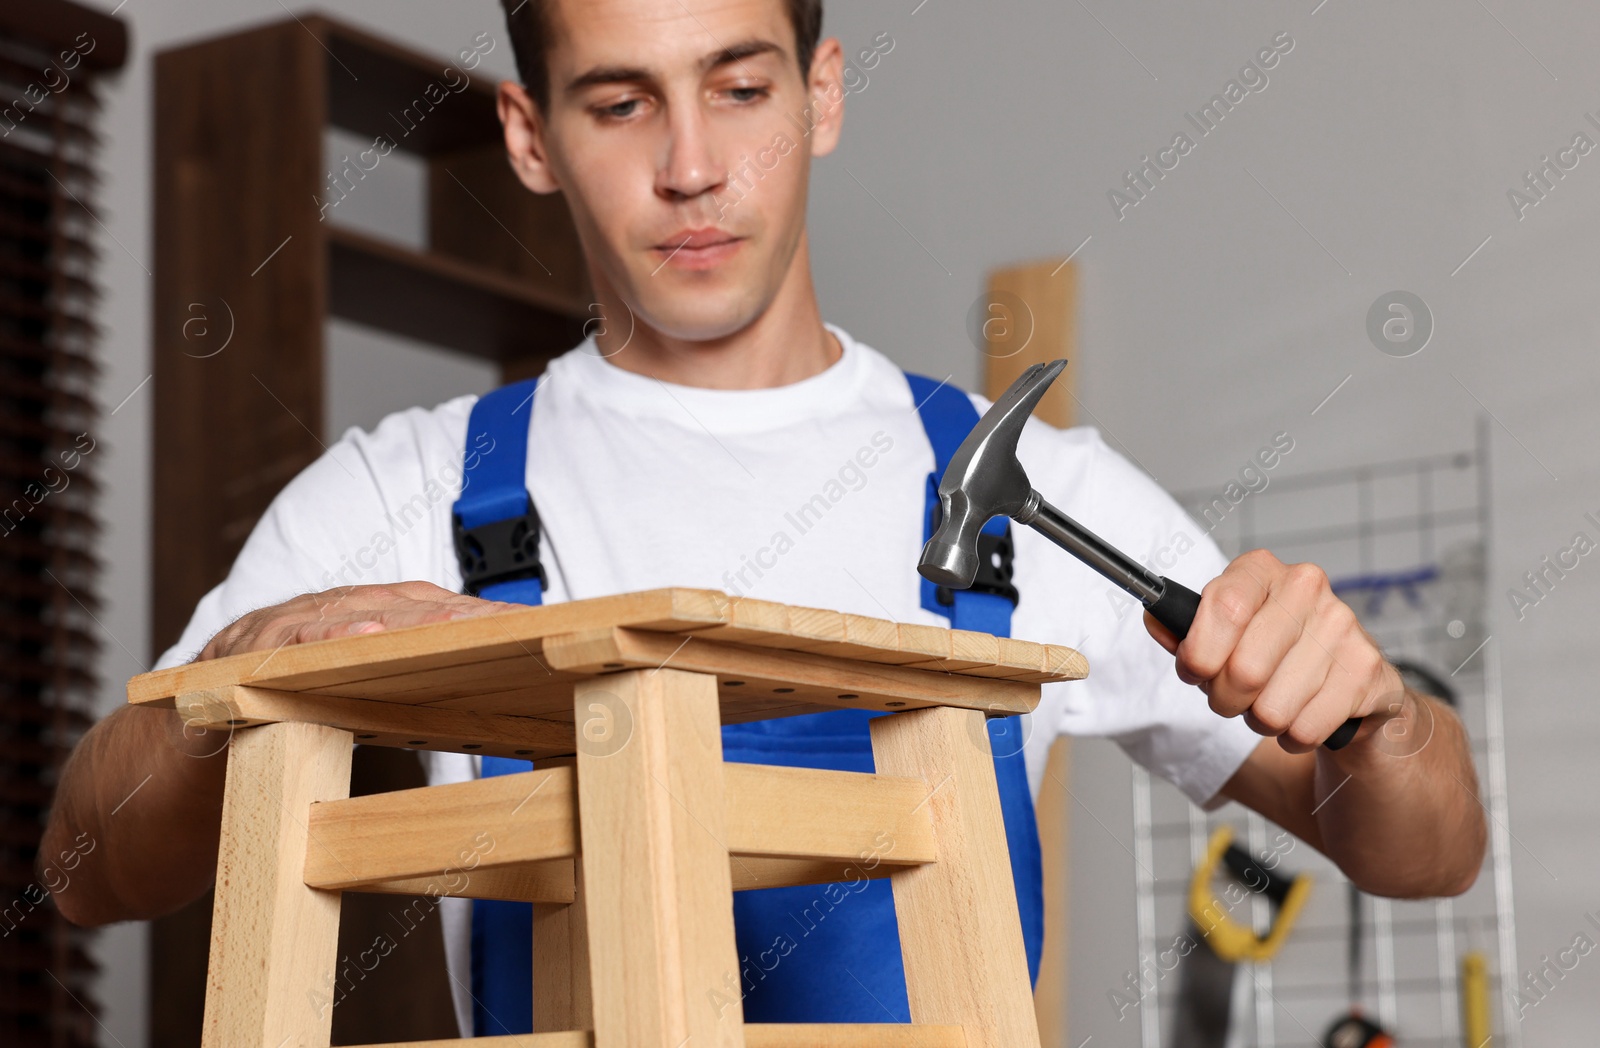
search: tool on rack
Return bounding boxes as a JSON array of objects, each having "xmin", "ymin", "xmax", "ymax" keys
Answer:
[
  {"xmin": 1173, "ymin": 824, "xmax": 1313, "ymax": 1048},
  {"xmin": 1320, "ymin": 883, "xmax": 1396, "ymax": 1048},
  {"xmin": 1460, "ymin": 950, "xmax": 1492, "ymax": 1047},
  {"xmin": 918, "ymin": 359, "xmax": 1362, "ymax": 749},
  {"xmin": 1323, "ymin": 1012, "xmax": 1395, "ymax": 1048}
]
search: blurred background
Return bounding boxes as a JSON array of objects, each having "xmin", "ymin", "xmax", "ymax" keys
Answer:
[{"xmin": 3, "ymin": 0, "xmax": 1597, "ymax": 1044}]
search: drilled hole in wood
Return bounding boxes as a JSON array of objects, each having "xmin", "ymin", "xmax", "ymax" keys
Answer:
[
  {"xmin": 515, "ymin": 749, "xmax": 534, "ymax": 755},
  {"xmin": 226, "ymin": 719, "xmax": 248, "ymax": 726},
  {"xmin": 356, "ymin": 734, "xmax": 377, "ymax": 739},
  {"xmin": 837, "ymin": 693, "xmax": 858, "ymax": 700},
  {"xmin": 462, "ymin": 743, "xmax": 481, "ymax": 750},
  {"xmin": 773, "ymin": 687, "xmax": 795, "ymax": 694},
  {"xmin": 724, "ymin": 680, "xmax": 745, "ymax": 686},
  {"xmin": 886, "ymin": 702, "xmax": 906, "ymax": 708},
  {"xmin": 602, "ymin": 662, "xmax": 624, "ymax": 669},
  {"xmin": 406, "ymin": 740, "xmax": 427, "ymax": 746}
]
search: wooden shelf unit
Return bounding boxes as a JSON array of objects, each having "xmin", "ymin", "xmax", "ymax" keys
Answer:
[
  {"xmin": 150, "ymin": 14, "xmax": 591, "ymax": 1044},
  {"xmin": 152, "ymin": 9, "xmax": 590, "ymax": 656}
]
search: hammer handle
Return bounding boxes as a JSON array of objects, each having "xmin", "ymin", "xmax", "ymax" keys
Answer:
[
  {"xmin": 1147, "ymin": 575, "xmax": 1201, "ymax": 642},
  {"xmin": 1151, "ymin": 576, "xmax": 1363, "ymax": 751}
]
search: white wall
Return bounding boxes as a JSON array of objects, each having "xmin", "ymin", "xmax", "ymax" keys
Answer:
[
  {"xmin": 806, "ymin": 5, "xmax": 1599, "ymax": 1045},
  {"xmin": 75, "ymin": 0, "xmax": 1600, "ymax": 1044}
]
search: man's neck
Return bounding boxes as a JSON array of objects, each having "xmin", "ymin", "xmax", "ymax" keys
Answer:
[{"xmin": 589, "ymin": 237, "xmax": 841, "ymax": 390}]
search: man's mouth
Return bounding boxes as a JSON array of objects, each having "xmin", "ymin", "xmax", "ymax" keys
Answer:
[{"xmin": 652, "ymin": 227, "xmax": 744, "ymax": 271}]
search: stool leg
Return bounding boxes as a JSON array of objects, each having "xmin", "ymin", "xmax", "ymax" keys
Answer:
[
  {"xmin": 202, "ymin": 721, "xmax": 352, "ymax": 1048},
  {"xmin": 532, "ymin": 855, "xmax": 593, "ymax": 1031},
  {"xmin": 870, "ymin": 706, "xmax": 1043, "ymax": 1048},
  {"xmin": 574, "ymin": 668, "xmax": 746, "ymax": 1048}
]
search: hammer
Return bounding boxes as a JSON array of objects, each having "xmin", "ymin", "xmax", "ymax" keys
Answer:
[{"xmin": 918, "ymin": 359, "xmax": 1362, "ymax": 751}]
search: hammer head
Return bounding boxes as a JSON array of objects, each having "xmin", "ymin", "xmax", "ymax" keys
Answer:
[{"xmin": 918, "ymin": 359, "xmax": 1066, "ymax": 588}]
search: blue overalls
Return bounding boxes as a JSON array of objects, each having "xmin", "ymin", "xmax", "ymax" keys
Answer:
[{"xmin": 452, "ymin": 372, "xmax": 1043, "ymax": 1035}]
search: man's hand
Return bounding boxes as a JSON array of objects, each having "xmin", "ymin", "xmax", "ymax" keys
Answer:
[
  {"xmin": 1143, "ymin": 549, "xmax": 1401, "ymax": 753},
  {"xmin": 1144, "ymin": 549, "xmax": 1487, "ymax": 899},
  {"xmin": 197, "ymin": 581, "xmax": 519, "ymax": 661},
  {"xmin": 46, "ymin": 580, "xmax": 521, "ymax": 926}
]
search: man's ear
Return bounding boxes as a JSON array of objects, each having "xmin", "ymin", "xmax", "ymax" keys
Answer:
[
  {"xmin": 498, "ymin": 80, "xmax": 562, "ymax": 194},
  {"xmin": 805, "ymin": 37, "xmax": 846, "ymax": 158}
]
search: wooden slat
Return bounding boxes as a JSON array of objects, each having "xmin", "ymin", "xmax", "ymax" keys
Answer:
[
  {"xmin": 729, "ymin": 855, "xmax": 899, "ymax": 893},
  {"xmin": 415, "ymin": 682, "xmax": 846, "ymax": 726},
  {"xmin": 897, "ymin": 622, "xmax": 953, "ymax": 662},
  {"xmin": 312, "ymin": 651, "xmax": 577, "ymax": 701},
  {"xmin": 326, "ymin": 854, "xmax": 900, "ymax": 901},
  {"xmin": 571, "ymin": 608, "xmax": 1078, "ymax": 681},
  {"xmin": 201, "ymin": 722, "xmax": 352, "ymax": 1048},
  {"xmin": 339, "ymin": 851, "xmax": 900, "ymax": 903},
  {"xmin": 669, "ymin": 593, "xmax": 793, "ymax": 648},
  {"xmin": 351, "ymin": 860, "xmax": 577, "ymax": 904},
  {"xmin": 575, "ymin": 669, "xmax": 745, "ymax": 1047},
  {"xmin": 902, "ymin": 628, "xmax": 1001, "ymax": 673},
  {"xmin": 418, "ymin": 681, "xmax": 587, "ymax": 718},
  {"xmin": 1032, "ymin": 737, "xmax": 1073, "ymax": 1044},
  {"xmin": 747, "ymin": 1026, "xmax": 967, "ymax": 1048},
  {"xmin": 176, "ymin": 685, "xmax": 576, "ymax": 760},
  {"xmin": 784, "ymin": 604, "xmax": 849, "ymax": 649},
  {"xmin": 354, "ymin": 1024, "xmax": 967, "ymax": 1048},
  {"xmin": 128, "ymin": 588, "xmax": 733, "ymax": 703},
  {"xmin": 356, "ymin": 1036, "xmax": 588, "ymax": 1048},
  {"xmin": 801, "ymin": 612, "xmax": 913, "ymax": 662},
  {"xmin": 303, "ymin": 763, "xmax": 936, "ymax": 894},
  {"xmin": 723, "ymin": 763, "xmax": 936, "ymax": 863},
  {"xmin": 305, "ymin": 766, "xmax": 578, "ymax": 891},
  {"xmin": 963, "ymin": 637, "xmax": 1049, "ymax": 681},
  {"xmin": 533, "ymin": 853, "xmax": 592, "ymax": 1032},
  {"xmin": 870, "ymin": 707, "xmax": 1042, "ymax": 1048},
  {"xmin": 542, "ymin": 627, "xmax": 1043, "ymax": 716}
]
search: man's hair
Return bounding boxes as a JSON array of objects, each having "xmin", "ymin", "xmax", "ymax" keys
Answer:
[{"xmin": 501, "ymin": 0, "xmax": 824, "ymax": 111}]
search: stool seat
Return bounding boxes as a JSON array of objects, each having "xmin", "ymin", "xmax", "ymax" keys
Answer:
[{"xmin": 128, "ymin": 588, "xmax": 1087, "ymax": 1048}]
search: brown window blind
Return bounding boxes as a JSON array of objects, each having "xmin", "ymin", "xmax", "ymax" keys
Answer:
[{"xmin": 0, "ymin": 2, "xmax": 124, "ymax": 1045}]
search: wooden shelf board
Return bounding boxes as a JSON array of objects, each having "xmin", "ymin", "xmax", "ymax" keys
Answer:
[{"xmin": 328, "ymin": 225, "xmax": 587, "ymax": 361}]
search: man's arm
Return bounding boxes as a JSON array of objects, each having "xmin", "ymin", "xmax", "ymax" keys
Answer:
[
  {"xmin": 1146, "ymin": 549, "xmax": 1488, "ymax": 899},
  {"xmin": 1216, "ymin": 692, "xmax": 1484, "ymax": 898},
  {"xmin": 42, "ymin": 582, "xmax": 512, "ymax": 926}
]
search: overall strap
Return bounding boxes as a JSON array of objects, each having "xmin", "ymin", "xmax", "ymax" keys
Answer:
[
  {"xmin": 462, "ymin": 372, "xmax": 1043, "ymax": 1035},
  {"xmin": 451, "ymin": 377, "xmax": 545, "ymax": 607},
  {"xmin": 451, "ymin": 378, "xmax": 543, "ymax": 1036}
]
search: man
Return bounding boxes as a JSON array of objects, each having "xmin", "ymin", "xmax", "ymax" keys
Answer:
[{"xmin": 45, "ymin": 0, "xmax": 1486, "ymax": 1036}]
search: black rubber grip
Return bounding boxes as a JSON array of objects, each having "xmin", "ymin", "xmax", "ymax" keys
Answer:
[
  {"xmin": 1323, "ymin": 717, "xmax": 1363, "ymax": 750},
  {"xmin": 1148, "ymin": 576, "xmax": 1201, "ymax": 641},
  {"xmin": 1150, "ymin": 576, "xmax": 1364, "ymax": 752}
]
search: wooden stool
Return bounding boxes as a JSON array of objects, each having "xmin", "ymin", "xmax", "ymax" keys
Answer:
[{"xmin": 129, "ymin": 589, "xmax": 1087, "ymax": 1048}]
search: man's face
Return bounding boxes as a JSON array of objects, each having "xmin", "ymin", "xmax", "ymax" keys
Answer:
[{"xmin": 532, "ymin": 0, "xmax": 836, "ymax": 342}]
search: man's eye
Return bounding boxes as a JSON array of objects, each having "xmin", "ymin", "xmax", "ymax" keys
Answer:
[
  {"xmin": 728, "ymin": 86, "xmax": 768, "ymax": 103},
  {"xmin": 600, "ymin": 99, "xmax": 641, "ymax": 119}
]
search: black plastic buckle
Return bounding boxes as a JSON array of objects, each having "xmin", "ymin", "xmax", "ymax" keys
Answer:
[
  {"xmin": 935, "ymin": 527, "xmax": 1020, "ymax": 608},
  {"xmin": 452, "ymin": 498, "xmax": 547, "ymax": 597}
]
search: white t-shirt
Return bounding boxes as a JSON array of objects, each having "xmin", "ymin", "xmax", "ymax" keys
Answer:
[{"xmin": 155, "ymin": 322, "xmax": 1260, "ymax": 1035}]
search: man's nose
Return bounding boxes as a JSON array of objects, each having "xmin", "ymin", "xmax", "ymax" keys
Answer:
[{"xmin": 655, "ymin": 105, "xmax": 726, "ymax": 202}]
